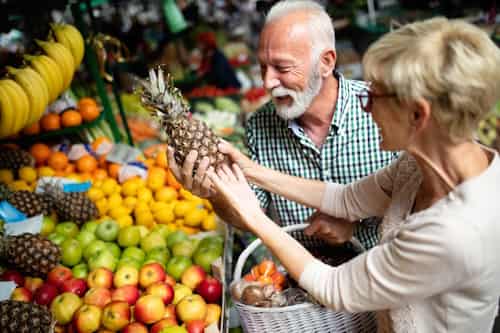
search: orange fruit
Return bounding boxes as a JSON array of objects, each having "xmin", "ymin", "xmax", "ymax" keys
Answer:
[
  {"xmin": 93, "ymin": 168, "xmax": 108, "ymax": 180},
  {"xmin": 155, "ymin": 150, "xmax": 168, "ymax": 168},
  {"xmin": 29, "ymin": 143, "xmax": 52, "ymax": 165},
  {"xmin": 77, "ymin": 97, "xmax": 98, "ymax": 109},
  {"xmin": 98, "ymin": 154, "xmax": 108, "ymax": 168},
  {"xmin": 48, "ymin": 151, "xmax": 69, "ymax": 171},
  {"xmin": 78, "ymin": 99, "xmax": 100, "ymax": 122},
  {"xmin": 40, "ymin": 113, "xmax": 61, "ymax": 131},
  {"xmin": 108, "ymin": 163, "xmax": 121, "ymax": 179},
  {"xmin": 63, "ymin": 163, "xmax": 75, "ymax": 175},
  {"xmin": 76, "ymin": 155, "xmax": 98, "ymax": 173},
  {"xmin": 23, "ymin": 122, "xmax": 40, "ymax": 136},
  {"xmin": 61, "ymin": 109, "xmax": 82, "ymax": 127}
]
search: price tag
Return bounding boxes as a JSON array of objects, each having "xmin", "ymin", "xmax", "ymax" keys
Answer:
[
  {"xmin": 106, "ymin": 143, "xmax": 142, "ymax": 164},
  {"xmin": 0, "ymin": 201, "xmax": 26, "ymax": 223},
  {"xmin": 4, "ymin": 215, "xmax": 43, "ymax": 236},
  {"xmin": 0, "ymin": 282, "xmax": 17, "ymax": 301}
]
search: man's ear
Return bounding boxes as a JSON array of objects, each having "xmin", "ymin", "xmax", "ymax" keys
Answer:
[
  {"xmin": 319, "ymin": 49, "xmax": 336, "ymax": 78},
  {"xmin": 412, "ymin": 98, "xmax": 432, "ymax": 132}
]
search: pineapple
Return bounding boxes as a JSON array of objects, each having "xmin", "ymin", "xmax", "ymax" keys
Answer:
[
  {"xmin": 6, "ymin": 190, "xmax": 53, "ymax": 217},
  {"xmin": 44, "ymin": 184, "xmax": 98, "ymax": 224},
  {"xmin": 0, "ymin": 148, "xmax": 35, "ymax": 171},
  {"xmin": 0, "ymin": 300, "xmax": 56, "ymax": 333},
  {"xmin": 0, "ymin": 232, "xmax": 60, "ymax": 277},
  {"xmin": 0, "ymin": 182, "xmax": 10, "ymax": 201},
  {"xmin": 138, "ymin": 66, "xmax": 227, "ymax": 171}
]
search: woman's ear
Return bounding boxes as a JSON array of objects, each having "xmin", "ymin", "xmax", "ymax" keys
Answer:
[
  {"xmin": 412, "ymin": 98, "xmax": 432, "ymax": 132},
  {"xmin": 319, "ymin": 49, "xmax": 336, "ymax": 78}
]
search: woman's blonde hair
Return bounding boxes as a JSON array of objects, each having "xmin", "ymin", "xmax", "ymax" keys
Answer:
[{"xmin": 363, "ymin": 17, "xmax": 500, "ymax": 141}]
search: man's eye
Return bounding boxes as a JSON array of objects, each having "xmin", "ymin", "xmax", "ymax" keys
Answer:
[{"xmin": 276, "ymin": 66, "xmax": 289, "ymax": 73}]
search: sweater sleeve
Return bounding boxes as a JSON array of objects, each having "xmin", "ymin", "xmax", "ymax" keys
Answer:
[{"xmin": 299, "ymin": 217, "xmax": 478, "ymax": 312}]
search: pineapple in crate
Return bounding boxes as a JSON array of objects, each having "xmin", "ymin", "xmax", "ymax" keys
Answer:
[
  {"xmin": 43, "ymin": 184, "xmax": 98, "ymax": 225},
  {"xmin": 0, "ymin": 300, "xmax": 56, "ymax": 333},
  {"xmin": 137, "ymin": 66, "xmax": 228, "ymax": 171},
  {"xmin": 0, "ymin": 148, "xmax": 35, "ymax": 171}
]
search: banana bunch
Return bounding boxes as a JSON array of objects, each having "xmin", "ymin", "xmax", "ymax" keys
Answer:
[
  {"xmin": 0, "ymin": 79, "xmax": 30, "ymax": 138},
  {"xmin": 50, "ymin": 23, "xmax": 85, "ymax": 71},
  {"xmin": 24, "ymin": 54, "xmax": 64, "ymax": 103}
]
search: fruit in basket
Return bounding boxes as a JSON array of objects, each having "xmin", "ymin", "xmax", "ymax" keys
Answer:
[
  {"xmin": 102, "ymin": 301, "xmax": 130, "ymax": 331},
  {"xmin": 36, "ymin": 39, "xmax": 75, "ymax": 91},
  {"xmin": 0, "ymin": 79, "xmax": 30, "ymax": 134},
  {"xmin": 1, "ymin": 232, "xmax": 61, "ymax": 278},
  {"xmin": 61, "ymin": 109, "xmax": 83, "ymax": 127},
  {"xmin": 0, "ymin": 148, "xmax": 35, "ymax": 171},
  {"xmin": 196, "ymin": 277, "xmax": 222, "ymax": 303},
  {"xmin": 44, "ymin": 184, "xmax": 99, "ymax": 224},
  {"xmin": 73, "ymin": 304, "xmax": 102, "ymax": 333},
  {"xmin": 138, "ymin": 67, "xmax": 227, "ymax": 171},
  {"xmin": 24, "ymin": 54, "xmax": 64, "ymax": 102},
  {"xmin": 51, "ymin": 292, "xmax": 83, "ymax": 325},
  {"xmin": 48, "ymin": 151, "xmax": 69, "ymax": 171},
  {"xmin": 10, "ymin": 287, "xmax": 32, "ymax": 302},
  {"xmin": 134, "ymin": 294, "xmax": 165, "ymax": 324},
  {"xmin": 0, "ymin": 300, "xmax": 56, "ymax": 333},
  {"xmin": 176, "ymin": 294, "xmax": 207, "ymax": 323},
  {"xmin": 79, "ymin": 99, "xmax": 100, "ymax": 122},
  {"xmin": 50, "ymin": 23, "xmax": 85, "ymax": 70},
  {"xmin": 5, "ymin": 190, "xmax": 52, "ymax": 217}
]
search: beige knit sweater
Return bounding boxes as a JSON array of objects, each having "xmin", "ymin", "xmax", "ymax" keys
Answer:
[{"xmin": 300, "ymin": 149, "xmax": 500, "ymax": 332}]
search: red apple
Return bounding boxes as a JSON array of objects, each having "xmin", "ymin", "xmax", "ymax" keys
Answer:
[
  {"xmin": 102, "ymin": 301, "xmax": 130, "ymax": 331},
  {"xmin": 164, "ymin": 274, "xmax": 176, "ymax": 287},
  {"xmin": 24, "ymin": 277, "xmax": 44, "ymax": 293},
  {"xmin": 195, "ymin": 277, "xmax": 222, "ymax": 303},
  {"xmin": 181, "ymin": 265, "xmax": 206, "ymax": 290},
  {"xmin": 61, "ymin": 278, "xmax": 88, "ymax": 297},
  {"xmin": 73, "ymin": 304, "xmax": 102, "ymax": 333},
  {"xmin": 84, "ymin": 287, "xmax": 112, "ymax": 308},
  {"xmin": 134, "ymin": 294, "xmax": 165, "ymax": 324},
  {"xmin": 34, "ymin": 282, "xmax": 59, "ymax": 306},
  {"xmin": 113, "ymin": 266, "xmax": 139, "ymax": 288},
  {"xmin": 122, "ymin": 322, "xmax": 148, "ymax": 333},
  {"xmin": 146, "ymin": 282, "xmax": 174, "ymax": 305},
  {"xmin": 111, "ymin": 285, "xmax": 140, "ymax": 306},
  {"xmin": 139, "ymin": 263, "xmax": 166, "ymax": 288},
  {"xmin": 48, "ymin": 266, "xmax": 73, "ymax": 289},
  {"xmin": 10, "ymin": 287, "xmax": 32, "ymax": 302},
  {"xmin": 1, "ymin": 269, "xmax": 25, "ymax": 286},
  {"xmin": 163, "ymin": 304, "xmax": 177, "ymax": 320},
  {"xmin": 186, "ymin": 319, "xmax": 206, "ymax": 333},
  {"xmin": 150, "ymin": 317, "xmax": 178, "ymax": 333},
  {"xmin": 87, "ymin": 268, "xmax": 113, "ymax": 289}
]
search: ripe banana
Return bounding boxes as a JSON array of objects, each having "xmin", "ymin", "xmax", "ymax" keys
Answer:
[
  {"xmin": 0, "ymin": 85, "xmax": 15, "ymax": 138},
  {"xmin": 25, "ymin": 54, "xmax": 64, "ymax": 102},
  {"xmin": 6, "ymin": 66, "xmax": 50, "ymax": 125},
  {"xmin": 36, "ymin": 39, "xmax": 75, "ymax": 91},
  {"xmin": 51, "ymin": 23, "xmax": 85, "ymax": 70},
  {"xmin": 0, "ymin": 79, "xmax": 30, "ymax": 133}
]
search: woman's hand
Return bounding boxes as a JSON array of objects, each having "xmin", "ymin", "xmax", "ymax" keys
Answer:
[
  {"xmin": 304, "ymin": 211, "xmax": 356, "ymax": 246},
  {"xmin": 218, "ymin": 140, "xmax": 259, "ymax": 178}
]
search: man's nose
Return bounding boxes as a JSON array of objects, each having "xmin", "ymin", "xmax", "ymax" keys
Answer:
[{"xmin": 263, "ymin": 68, "xmax": 280, "ymax": 90}]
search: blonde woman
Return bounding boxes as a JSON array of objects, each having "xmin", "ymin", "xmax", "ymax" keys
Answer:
[{"xmin": 206, "ymin": 18, "xmax": 500, "ymax": 332}]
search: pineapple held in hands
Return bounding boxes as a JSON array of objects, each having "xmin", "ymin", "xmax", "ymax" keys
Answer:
[{"xmin": 138, "ymin": 66, "xmax": 227, "ymax": 171}]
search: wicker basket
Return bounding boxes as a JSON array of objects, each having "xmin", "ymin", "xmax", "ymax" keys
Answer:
[{"xmin": 232, "ymin": 224, "xmax": 377, "ymax": 333}]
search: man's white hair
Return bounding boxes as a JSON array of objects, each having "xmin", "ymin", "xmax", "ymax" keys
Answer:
[{"xmin": 265, "ymin": 0, "xmax": 336, "ymax": 60}]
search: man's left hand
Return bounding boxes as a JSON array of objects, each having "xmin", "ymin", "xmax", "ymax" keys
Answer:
[{"xmin": 304, "ymin": 211, "xmax": 356, "ymax": 246}]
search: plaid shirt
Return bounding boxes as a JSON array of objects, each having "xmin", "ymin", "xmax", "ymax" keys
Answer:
[{"xmin": 245, "ymin": 72, "xmax": 397, "ymax": 249}]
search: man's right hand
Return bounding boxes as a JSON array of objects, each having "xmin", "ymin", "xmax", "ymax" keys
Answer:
[{"xmin": 304, "ymin": 211, "xmax": 356, "ymax": 246}]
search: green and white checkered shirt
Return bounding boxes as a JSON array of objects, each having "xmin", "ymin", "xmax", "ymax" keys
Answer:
[{"xmin": 245, "ymin": 72, "xmax": 397, "ymax": 249}]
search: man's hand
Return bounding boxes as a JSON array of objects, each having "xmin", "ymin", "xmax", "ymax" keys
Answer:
[
  {"xmin": 304, "ymin": 211, "xmax": 356, "ymax": 246},
  {"xmin": 218, "ymin": 140, "xmax": 258, "ymax": 177}
]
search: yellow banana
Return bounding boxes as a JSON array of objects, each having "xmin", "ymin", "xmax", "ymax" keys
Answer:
[
  {"xmin": 36, "ymin": 39, "xmax": 75, "ymax": 91},
  {"xmin": 24, "ymin": 54, "xmax": 63, "ymax": 102},
  {"xmin": 0, "ymin": 79, "xmax": 30, "ymax": 133},
  {"xmin": 0, "ymin": 85, "xmax": 15, "ymax": 138},
  {"xmin": 7, "ymin": 66, "xmax": 50, "ymax": 125},
  {"xmin": 51, "ymin": 23, "xmax": 85, "ymax": 70}
]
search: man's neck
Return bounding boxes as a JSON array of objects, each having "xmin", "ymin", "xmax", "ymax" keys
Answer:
[{"xmin": 297, "ymin": 75, "xmax": 339, "ymax": 148}]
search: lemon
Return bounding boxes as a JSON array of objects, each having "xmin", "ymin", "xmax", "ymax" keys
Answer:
[
  {"xmin": 0, "ymin": 169, "xmax": 14, "ymax": 183},
  {"xmin": 174, "ymin": 200, "xmax": 197, "ymax": 218},
  {"xmin": 147, "ymin": 178, "xmax": 164, "ymax": 191},
  {"xmin": 37, "ymin": 166, "xmax": 55, "ymax": 178},
  {"xmin": 154, "ymin": 206, "xmax": 175, "ymax": 224},
  {"xmin": 9, "ymin": 180, "xmax": 31, "ymax": 191},
  {"xmin": 108, "ymin": 193, "xmax": 123, "ymax": 207},
  {"xmin": 136, "ymin": 187, "xmax": 153, "ymax": 203},
  {"xmin": 116, "ymin": 215, "xmax": 133, "ymax": 228},
  {"xmin": 184, "ymin": 207, "xmax": 208, "ymax": 227},
  {"xmin": 87, "ymin": 187, "xmax": 104, "ymax": 201},
  {"xmin": 123, "ymin": 196, "xmax": 138, "ymax": 210},
  {"xmin": 203, "ymin": 199, "xmax": 213, "ymax": 211},
  {"xmin": 101, "ymin": 178, "xmax": 117, "ymax": 196},
  {"xmin": 122, "ymin": 180, "xmax": 139, "ymax": 197},
  {"xmin": 179, "ymin": 225, "xmax": 198, "ymax": 235},
  {"xmin": 134, "ymin": 202, "xmax": 150, "ymax": 215},
  {"xmin": 134, "ymin": 177, "xmax": 146, "ymax": 188},
  {"xmin": 135, "ymin": 211, "xmax": 155, "ymax": 227},
  {"xmin": 167, "ymin": 223, "xmax": 178, "ymax": 232},
  {"xmin": 109, "ymin": 206, "xmax": 130, "ymax": 219},
  {"xmin": 66, "ymin": 173, "xmax": 82, "ymax": 181},
  {"xmin": 93, "ymin": 179, "xmax": 104, "ymax": 188},
  {"xmin": 155, "ymin": 187, "xmax": 177, "ymax": 203},
  {"xmin": 150, "ymin": 201, "xmax": 171, "ymax": 213},
  {"xmin": 179, "ymin": 188, "xmax": 194, "ymax": 200},
  {"xmin": 18, "ymin": 167, "xmax": 37, "ymax": 183},
  {"xmin": 95, "ymin": 197, "xmax": 109, "ymax": 215},
  {"xmin": 202, "ymin": 212, "xmax": 217, "ymax": 231}
]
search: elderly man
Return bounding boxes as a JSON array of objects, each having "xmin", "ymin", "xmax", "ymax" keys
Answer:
[{"xmin": 168, "ymin": 0, "xmax": 395, "ymax": 249}]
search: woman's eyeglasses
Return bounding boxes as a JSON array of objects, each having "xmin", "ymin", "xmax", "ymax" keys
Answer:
[{"xmin": 357, "ymin": 90, "xmax": 397, "ymax": 113}]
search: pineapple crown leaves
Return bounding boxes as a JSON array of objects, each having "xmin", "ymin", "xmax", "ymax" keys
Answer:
[{"xmin": 136, "ymin": 65, "xmax": 190, "ymax": 121}]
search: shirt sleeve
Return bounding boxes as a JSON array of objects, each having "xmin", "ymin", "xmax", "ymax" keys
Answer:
[
  {"xmin": 319, "ymin": 155, "xmax": 402, "ymax": 220},
  {"xmin": 299, "ymin": 217, "xmax": 479, "ymax": 312}
]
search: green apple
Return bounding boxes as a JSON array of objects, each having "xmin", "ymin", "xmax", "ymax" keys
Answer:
[
  {"xmin": 171, "ymin": 240, "xmax": 197, "ymax": 258},
  {"xmin": 152, "ymin": 224, "xmax": 172, "ymax": 240},
  {"xmin": 166, "ymin": 231, "xmax": 188, "ymax": 250},
  {"xmin": 166, "ymin": 256, "xmax": 192, "ymax": 281},
  {"xmin": 83, "ymin": 240, "xmax": 107, "ymax": 260},
  {"xmin": 118, "ymin": 226, "xmax": 141, "ymax": 247},
  {"xmin": 50, "ymin": 292, "xmax": 83, "ymax": 325},
  {"xmin": 72, "ymin": 263, "xmax": 89, "ymax": 279},
  {"xmin": 61, "ymin": 238, "xmax": 83, "ymax": 266},
  {"xmin": 193, "ymin": 249, "xmax": 220, "ymax": 273},
  {"xmin": 140, "ymin": 232, "xmax": 167, "ymax": 253},
  {"xmin": 198, "ymin": 235, "xmax": 223, "ymax": 250},
  {"xmin": 117, "ymin": 257, "xmax": 142, "ymax": 271},
  {"xmin": 159, "ymin": 326, "xmax": 188, "ymax": 333},
  {"xmin": 121, "ymin": 247, "xmax": 146, "ymax": 263},
  {"xmin": 136, "ymin": 225, "xmax": 149, "ymax": 238},
  {"xmin": 146, "ymin": 247, "xmax": 171, "ymax": 266},
  {"xmin": 41, "ymin": 216, "xmax": 56, "ymax": 236},
  {"xmin": 81, "ymin": 221, "xmax": 99, "ymax": 234},
  {"xmin": 76, "ymin": 230, "xmax": 96, "ymax": 249},
  {"xmin": 142, "ymin": 259, "xmax": 166, "ymax": 269},
  {"xmin": 106, "ymin": 242, "xmax": 121, "ymax": 259},
  {"xmin": 95, "ymin": 220, "xmax": 119, "ymax": 241},
  {"xmin": 47, "ymin": 233, "xmax": 66, "ymax": 246},
  {"xmin": 55, "ymin": 222, "xmax": 79, "ymax": 238},
  {"xmin": 88, "ymin": 250, "xmax": 118, "ymax": 272}
]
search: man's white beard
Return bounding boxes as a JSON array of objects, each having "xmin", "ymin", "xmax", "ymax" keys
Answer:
[{"xmin": 271, "ymin": 64, "xmax": 323, "ymax": 120}]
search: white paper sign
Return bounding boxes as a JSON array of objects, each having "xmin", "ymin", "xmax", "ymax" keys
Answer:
[{"xmin": 5, "ymin": 215, "xmax": 43, "ymax": 236}]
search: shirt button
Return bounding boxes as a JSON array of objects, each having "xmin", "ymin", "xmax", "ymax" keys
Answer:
[{"xmin": 324, "ymin": 170, "xmax": 331, "ymax": 178}]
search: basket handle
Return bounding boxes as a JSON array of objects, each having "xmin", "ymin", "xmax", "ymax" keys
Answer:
[{"xmin": 233, "ymin": 223, "xmax": 365, "ymax": 281}]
